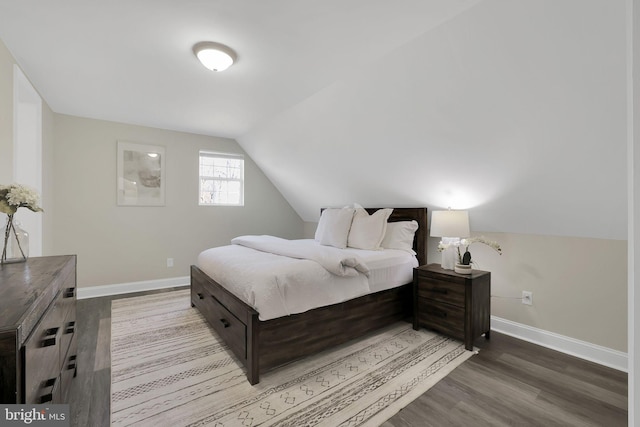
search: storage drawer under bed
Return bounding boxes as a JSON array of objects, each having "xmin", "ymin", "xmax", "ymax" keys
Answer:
[{"xmin": 191, "ymin": 279, "xmax": 247, "ymax": 360}]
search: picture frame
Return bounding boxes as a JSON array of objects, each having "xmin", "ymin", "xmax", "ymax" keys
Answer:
[{"xmin": 117, "ymin": 141, "xmax": 165, "ymax": 206}]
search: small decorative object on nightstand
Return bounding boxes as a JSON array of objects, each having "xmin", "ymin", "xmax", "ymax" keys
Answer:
[
  {"xmin": 413, "ymin": 263, "xmax": 490, "ymax": 351},
  {"xmin": 454, "ymin": 263, "xmax": 472, "ymax": 275}
]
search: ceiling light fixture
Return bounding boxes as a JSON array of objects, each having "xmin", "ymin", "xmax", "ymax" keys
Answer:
[{"xmin": 193, "ymin": 41, "xmax": 236, "ymax": 72}]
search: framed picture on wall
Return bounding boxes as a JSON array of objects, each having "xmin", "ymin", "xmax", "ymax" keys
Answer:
[{"xmin": 117, "ymin": 141, "xmax": 165, "ymax": 206}]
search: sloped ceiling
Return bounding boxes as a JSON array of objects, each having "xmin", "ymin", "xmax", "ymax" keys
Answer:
[
  {"xmin": 239, "ymin": 0, "xmax": 628, "ymax": 240},
  {"xmin": 0, "ymin": 0, "xmax": 628, "ymax": 240}
]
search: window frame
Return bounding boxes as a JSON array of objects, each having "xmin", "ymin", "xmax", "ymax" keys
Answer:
[{"xmin": 198, "ymin": 151, "xmax": 245, "ymax": 206}]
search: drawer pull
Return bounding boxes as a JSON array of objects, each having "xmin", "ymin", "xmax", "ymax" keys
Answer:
[
  {"xmin": 42, "ymin": 327, "xmax": 59, "ymax": 347},
  {"xmin": 64, "ymin": 287, "xmax": 76, "ymax": 298},
  {"xmin": 432, "ymin": 309, "xmax": 448, "ymax": 318},
  {"xmin": 220, "ymin": 318, "xmax": 230, "ymax": 328},
  {"xmin": 65, "ymin": 321, "xmax": 75, "ymax": 334},
  {"xmin": 40, "ymin": 377, "xmax": 57, "ymax": 403},
  {"xmin": 431, "ymin": 288, "xmax": 449, "ymax": 295},
  {"xmin": 197, "ymin": 293, "xmax": 205, "ymax": 300},
  {"xmin": 67, "ymin": 354, "xmax": 77, "ymax": 370},
  {"xmin": 69, "ymin": 355, "xmax": 78, "ymax": 377}
]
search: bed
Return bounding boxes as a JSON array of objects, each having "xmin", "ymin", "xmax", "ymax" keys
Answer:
[{"xmin": 190, "ymin": 207, "xmax": 427, "ymax": 384}]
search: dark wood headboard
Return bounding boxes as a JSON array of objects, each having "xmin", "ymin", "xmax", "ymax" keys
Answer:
[{"xmin": 320, "ymin": 207, "xmax": 428, "ymax": 266}]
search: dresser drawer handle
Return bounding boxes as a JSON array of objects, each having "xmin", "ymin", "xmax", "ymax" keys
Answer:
[
  {"xmin": 64, "ymin": 287, "xmax": 76, "ymax": 298},
  {"xmin": 432, "ymin": 309, "xmax": 448, "ymax": 318},
  {"xmin": 197, "ymin": 293, "xmax": 205, "ymax": 300},
  {"xmin": 220, "ymin": 318, "xmax": 230, "ymax": 328},
  {"xmin": 67, "ymin": 354, "xmax": 77, "ymax": 370},
  {"xmin": 431, "ymin": 288, "xmax": 449, "ymax": 295},
  {"xmin": 40, "ymin": 377, "xmax": 57, "ymax": 403},
  {"xmin": 65, "ymin": 321, "xmax": 75, "ymax": 334},
  {"xmin": 69, "ymin": 355, "xmax": 78, "ymax": 377},
  {"xmin": 42, "ymin": 327, "xmax": 60, "ymax": 347}
]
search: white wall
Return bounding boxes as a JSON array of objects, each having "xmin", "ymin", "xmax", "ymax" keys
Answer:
[
  {"xmin": 13, "ymin": 65, "xmax": 43, "ymax": 256},
  {"xmin": 629, "ymin": 0, "xmax": 639, "ymax": 422},
  {"xmin": 0, "ymin": 40, "xmax": 14, "ymax": 184},
  {"xmin": 0, "ymin": 39, "xmax": 54, "ymax": 253},
  {"xmin": 52, "ymin": 114, "xmax": 303, "ymax": 288},
  {"xmin": 241, "ymin": 0, "xmax": 627, "ymax": 241}
]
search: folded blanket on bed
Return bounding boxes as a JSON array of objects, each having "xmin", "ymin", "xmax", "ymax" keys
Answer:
[{"xmin": 231, "ymin": 235, "xmax": 370, "ymax": 277}]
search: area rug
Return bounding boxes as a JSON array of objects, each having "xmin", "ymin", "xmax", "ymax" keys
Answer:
[{"xmin": 111, "ymin": 289, "xmax": 474, "ymax": 427}]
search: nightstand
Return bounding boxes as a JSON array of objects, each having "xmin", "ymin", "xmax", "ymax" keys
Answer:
[{"xmin": 413, "ymin": 263, "xmax": 491, "ymax": 351}]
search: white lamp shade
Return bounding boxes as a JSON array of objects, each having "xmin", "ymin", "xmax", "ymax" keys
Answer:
[
  {"xmin": 430, "ymin": 210, "xmax": 470, "ymax": 238},
  {"xmin": 193, "ymin": 42, "xmax": 236, "ymax": 72}
]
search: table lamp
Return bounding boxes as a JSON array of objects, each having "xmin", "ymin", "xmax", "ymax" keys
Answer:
[{"xmin": 430, "ymin": 210, "xmax": 470, "ymax": 269}]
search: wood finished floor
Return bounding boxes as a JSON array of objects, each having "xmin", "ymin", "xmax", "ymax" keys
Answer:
[{"xmin": 69, "ymin": 288, "xmax": 628, "ymax": 427}]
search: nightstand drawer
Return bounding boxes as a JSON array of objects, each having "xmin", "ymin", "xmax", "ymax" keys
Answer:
[
  {"xmin": 418, "ymin": 299, "xmax": 464, "ymax": 340},
  {"xmin": 416, "ymin": 277, "xmax": 465, "ymax": 307}
]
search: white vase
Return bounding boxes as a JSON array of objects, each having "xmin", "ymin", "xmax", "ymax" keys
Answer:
[{"xmin": 1, "ymin": 216, "xmax": 29, "ymax": 264}]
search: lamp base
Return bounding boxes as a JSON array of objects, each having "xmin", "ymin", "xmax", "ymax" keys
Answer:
[{"xmin": 440, "ymin": 238, "xmax": 459, "ymax": 270}]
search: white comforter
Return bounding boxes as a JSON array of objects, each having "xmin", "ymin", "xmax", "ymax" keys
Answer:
[
  {"xmin": 231, "ymin": 235, "xmax": 370, "ymax": 277},
  {"xmin": 197, "ymin": 237, "xmax": 372, "ymax": 320}
]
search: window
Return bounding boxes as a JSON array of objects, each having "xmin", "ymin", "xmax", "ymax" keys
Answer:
[{"xmin": 199, "ymin": 152, "xmax": 244, "ymax": 206}]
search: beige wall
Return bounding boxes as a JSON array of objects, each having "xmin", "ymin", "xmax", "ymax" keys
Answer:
[
  {"xmin": 53, "ymin": 114, "xmax": 303, "ymax": 287},
  {"xmin": 463, "ymin": 232, "xmax": 627, "ymax": 353},
  {"xmin": 306, "ymin": 222, "xmax": 627, "ymax": 352}
]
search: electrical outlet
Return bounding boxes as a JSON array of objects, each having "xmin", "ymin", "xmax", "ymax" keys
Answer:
[
  {"xmin": 522, "ymin": 291, "xmax": 532, "ymax": 305},
  {"xmin": 167, "ymin": 258, "xmax": 174, "ymax": 268}
]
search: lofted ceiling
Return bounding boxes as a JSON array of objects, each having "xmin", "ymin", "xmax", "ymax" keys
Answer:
[{"xmin": 0, "ymin": 0, "xmax": 481, "ymax": 138}]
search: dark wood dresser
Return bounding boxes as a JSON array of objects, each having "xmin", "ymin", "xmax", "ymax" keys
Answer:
[
  {"xmin": 413, "ymin": 263, "xmax": 490, "ymax": 351},
  {"xmin": 0, "ymin": 255, "xmax": 77, "ymax": 404}
]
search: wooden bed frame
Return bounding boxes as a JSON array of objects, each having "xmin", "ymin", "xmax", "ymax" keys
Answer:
[{"xmin": 190, "ymin": 207, "xmax": 427, "ymax": 384}]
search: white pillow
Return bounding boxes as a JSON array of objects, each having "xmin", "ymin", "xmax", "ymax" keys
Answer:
[
  {"xmin": 381, "ymin": 220, "xmax": 418, "ymax": 254},
  {"xmin": 315, "ymin": 208, "xmax": 355, "ymax": 249},
  {"xmin": 347, "ymin": 208, "xmax": 393, "ymax": 250}
]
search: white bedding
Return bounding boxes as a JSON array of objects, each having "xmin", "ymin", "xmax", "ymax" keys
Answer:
[
  {"xmin": 196, "ymin": 238, "xmax": 417, "ymax": 321},
  {"xmin": 231, "ymin": 235, "xmax": 370, "ymax": 277}
]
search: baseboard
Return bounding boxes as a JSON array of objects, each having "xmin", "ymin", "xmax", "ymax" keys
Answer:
[
  {"xmin": 77, "ymin": 276, "xmax": 190, "ymax": 300},
  {"xmin": 491, "ymin": 316, "xmax": 628, "ymax": 372}
]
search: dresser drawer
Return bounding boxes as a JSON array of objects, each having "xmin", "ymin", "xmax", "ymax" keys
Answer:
[
  {"xmin": 416, "ymin": 276, "xmax": 465, "ymax": 307},
  {"xmin": 418, "ymin": 298, "xmax": 465, "ymax": 341}
]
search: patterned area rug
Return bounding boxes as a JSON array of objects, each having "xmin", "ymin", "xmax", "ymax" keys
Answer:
[{"xmin": 111, "ymin": 289, "xmax": 474, "ymax": 426}]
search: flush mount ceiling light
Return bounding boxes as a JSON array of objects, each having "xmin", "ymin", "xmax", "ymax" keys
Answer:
[{"xmin": 193, "ymin": 41, "xmax": 236, "ymax": 72}]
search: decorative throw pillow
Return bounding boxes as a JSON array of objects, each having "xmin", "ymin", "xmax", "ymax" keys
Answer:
[
  {"xmin": 347, "ymin": 207, "xmax": 393, "ymax": 250},
  {"xmin": 381, "ymin": 220, "xmax": 418, "ymax": 254},
  {"xmin": 315, "ymin": 208, "xmax": 355, "ymax": 249}
]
